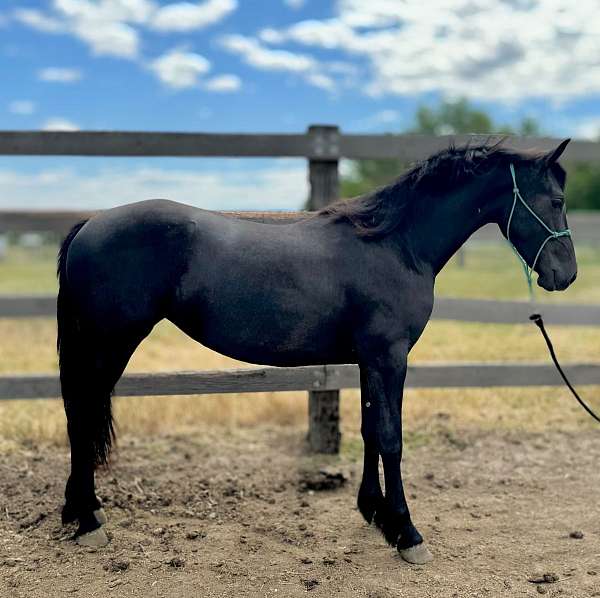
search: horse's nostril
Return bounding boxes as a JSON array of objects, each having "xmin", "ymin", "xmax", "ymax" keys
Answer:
[{"xmin": 570, "ymin": 271, "xmax": 577, "ymax": 284}]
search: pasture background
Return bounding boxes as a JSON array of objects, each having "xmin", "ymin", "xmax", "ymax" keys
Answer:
[{"xmin": 1, "ymin": 240, "xmax": 599, "ymax": 453}]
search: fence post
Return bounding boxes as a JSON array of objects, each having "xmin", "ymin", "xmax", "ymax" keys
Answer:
[{"xmin": 306, "ymin": 125, "xmax": 341, "ymax": 454}]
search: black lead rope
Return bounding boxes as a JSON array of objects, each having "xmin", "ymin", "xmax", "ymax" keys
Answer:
[{"xmin": 530, "ymin": 313, "xmax": 600, "ymax": 424}]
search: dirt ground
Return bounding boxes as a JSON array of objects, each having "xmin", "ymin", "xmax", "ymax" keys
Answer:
[{"xmin": 1, "ymin": 426, "xmax": 599, "ymax": 598}]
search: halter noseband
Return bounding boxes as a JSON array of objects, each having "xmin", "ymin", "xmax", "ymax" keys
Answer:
[{"xmin": 506, "ymin": 163, "xmax": 571, "ymax": 298}]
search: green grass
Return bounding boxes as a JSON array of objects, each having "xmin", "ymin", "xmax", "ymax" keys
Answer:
[{"xmin": 0, "ymin": 246, "xmax": 58, "ymax": 294}]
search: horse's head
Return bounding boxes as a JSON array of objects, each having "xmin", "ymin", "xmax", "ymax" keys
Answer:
[{"xmin": 497, "ymin": 139, "xmax": 577, "ymax": 292}]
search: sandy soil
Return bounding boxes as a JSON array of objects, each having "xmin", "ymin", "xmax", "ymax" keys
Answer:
[{"xmin": 1, "ymin": 426, "xmax": 599, "ymax": 598}]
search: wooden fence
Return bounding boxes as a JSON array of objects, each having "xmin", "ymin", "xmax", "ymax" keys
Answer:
[{"xmin": 1, "ymin": 126, "xmax": 599, "ymax": 453}]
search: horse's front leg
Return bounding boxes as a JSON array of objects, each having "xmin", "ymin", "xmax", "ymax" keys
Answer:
[
  {"xmin": 357, "ymin": 369, "xmax": 384, "ymax": 523},
  {"xmin": 361, "ymin": 344, "xmax": 433, "ymax": 564}
]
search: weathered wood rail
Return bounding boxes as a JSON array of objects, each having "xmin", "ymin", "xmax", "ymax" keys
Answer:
[
  {"xmin": 3, "ymin": 210, "xmax": 600, "ymax": 243},
  {"xmin": 2, "ymin": 362, "xmax": 600, "ymax": 401},
  {"xmin": 2, "ymin": 126, "xmax": 599, "ymax": 453},
  {"xmin": 2, "ymin": 294, "xmax": 600, "ymax": 325},
  {"xmin": 2, "ymin": 129, "xmax": 600, "ymax": 161}
]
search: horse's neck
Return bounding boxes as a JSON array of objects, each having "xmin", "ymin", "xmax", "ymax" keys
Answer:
[{"xmin": 408, "ymin": 177, "xmax": 500, "ymax": 275}]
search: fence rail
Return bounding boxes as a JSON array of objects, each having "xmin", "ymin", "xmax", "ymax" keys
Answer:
[
  {"xmin": 2, "ymin": 130, "xmax": 600, "ymax": 162},
  {"xmin": 3, "ymin": 210, "xmax": 600, "ymax": 243},
  {"xmin": 2, "ymin": 362, "xmax": 600, "ymax": 401},
  {"xmin": 0, "ymin": 210, "xmax": 308, "ymax": 235},
  {"xmin": 2, "ymin": 294, "xmax": 599, "ymax": 325}
]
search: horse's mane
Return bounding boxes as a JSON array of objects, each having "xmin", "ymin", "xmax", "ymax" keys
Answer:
[{"xmin": 320, "ymin": 141, "xmax": 542, "ymax": 239}]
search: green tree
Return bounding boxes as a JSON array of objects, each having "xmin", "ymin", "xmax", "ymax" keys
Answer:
[
  {"xmin": 414, "ymin": 99, "xmax": 495, "ymax": 135},
  {"xmin": 341, "ymin": 99, "xmax": 540, "ymax": 197},
  {"xmin": 565, "ymin": 163, "xmax": 600, "ymax": 210}
]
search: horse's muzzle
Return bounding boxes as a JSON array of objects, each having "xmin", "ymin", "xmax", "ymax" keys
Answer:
[{"xmin": 537, "ymin": 268, "xmax": 577, "ymax": 292}]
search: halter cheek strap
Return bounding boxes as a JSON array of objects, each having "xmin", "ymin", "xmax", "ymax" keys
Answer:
[{"xmin": 506, "ymin": 163, "xmax": 571, "ymax": 299}]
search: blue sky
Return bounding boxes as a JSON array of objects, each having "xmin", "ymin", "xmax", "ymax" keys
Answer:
[{"xmin": 2, "ymin": 0, "xmax": 600, "ymax": 210}]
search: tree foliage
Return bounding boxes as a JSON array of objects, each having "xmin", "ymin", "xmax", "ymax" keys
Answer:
[{"xmin": 341, "ymin": 99, "xmax": 599, "ymax": 210}]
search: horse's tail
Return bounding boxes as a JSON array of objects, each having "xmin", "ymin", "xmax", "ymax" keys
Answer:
[{"xmin": 57, "ymin": 220, "xmax": 115, "ymax": 467}]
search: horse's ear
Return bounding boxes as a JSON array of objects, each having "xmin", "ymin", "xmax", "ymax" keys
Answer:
[{"xmin": 545, "ymin": 138, "xmax": 570, "ymax": 165}]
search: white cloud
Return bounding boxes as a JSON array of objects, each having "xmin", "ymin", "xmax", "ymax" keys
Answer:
[
  {"xmin": 0, "ymin": 162, "xmax": 307, "ymax": 211},
  {"xmin": 257, "ymin": 0, "xmax": 600, "ymax": 102},
  {"xmin": 42, "ymin": 118, "xmax": 80, "ymax": 131},
  {"xmin": 71, "ymin": 19, "xmax": 140, "ymax": 58},
  {"xmin": 150, "ymin": 49, "xmax": 211, "ymax": 89},
  {"xmin": 8, "ymin": 100, "xmax": 37, "ymax": 116},
  {"xmin": 222, "ymin": 34, "xmax": 312, "ymax": 72},
  {"xmin": 16, "ymin": 0, "xmax": 150, "ymax": 60},
  {"xmin": 204, "ymin": 74, "xmax": 241, "ymax": 92},
  {"xmin": 220, "ymin": 34, "xmax": 335, "ymax": 91},
  {"xmin": 15, "ymin": 1, "xmax": 238, "ymax": 61},
  {"xmin": 42, "ymin": 0, "xmax": 155, "ymax": 58},
  {"xmin": 52, "ymin": 0, "xmax": 155, "ymax": 25},
  {"xmin": 152, "ymin": 0, "xmax": 237, "ymax": 32},
  {"xmin": 305, "ymin": 72, "xmax": 335, "ymax": 91},
  {"xmin": 37, "ymin": 67, "xmax": 82, "ymax": 83},
  {"xmin": 13, "ymin": 9, "xmax": 66, "ymax": 33}
]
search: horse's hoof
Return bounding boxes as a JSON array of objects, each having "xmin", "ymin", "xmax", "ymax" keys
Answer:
[
  {"xmin": 93, "ymin": 508, "xmax": 107, "ymax": 525},
  {"xmin": 398, "ymin": 542, "xmax": 433, "ymax": 565},
  {"xmin": 76, "ymin": 527, "xmax": 109, "ymax": 548}
]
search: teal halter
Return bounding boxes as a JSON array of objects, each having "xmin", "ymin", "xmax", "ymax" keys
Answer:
[{"xmin": 506, "ymin": 163, "xmax": 571, "ymax": 299}]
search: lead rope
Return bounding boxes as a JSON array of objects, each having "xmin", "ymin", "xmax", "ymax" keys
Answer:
[
  {"xmin": 530, "ymin": 314, "xmax": 600, "ymax": 424},
  {"xmin": 507, "ymin": 164, "xmax": 599, "ymax": 424}
]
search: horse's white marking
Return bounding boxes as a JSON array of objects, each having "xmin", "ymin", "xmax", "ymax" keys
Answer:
[
  {"xmin": 93, "ymin": 508, "xmax": 107, "ymax": 525},
  {"xmin": 76, "ymin": 527, "xmax": 109, "ymax": 547},
  {"xmin": 398, "ymin": 542, "xmax": 433, "ymax": 565}
]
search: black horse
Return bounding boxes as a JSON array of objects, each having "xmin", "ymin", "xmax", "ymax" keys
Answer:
[{"xmin": 57, "ymin": 140, "xmax": 576, "ymax": 562}]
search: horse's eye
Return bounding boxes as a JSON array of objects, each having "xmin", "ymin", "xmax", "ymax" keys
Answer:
[{"xmin": 551, "ymin": 198, "xmax": 564, "ymax": 209}]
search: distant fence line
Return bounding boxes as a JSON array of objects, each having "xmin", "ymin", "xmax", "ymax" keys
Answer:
[
  {"xmin": 2, "ymin": 295, "xmax": 600, "ymax": 326},
  {"xmin": 2, "ymin": 210, "xmax": 600, "ymax": 244},
  {"xmin": 1, "ymin": 126, "xmax": 599, "ymax": 454}
]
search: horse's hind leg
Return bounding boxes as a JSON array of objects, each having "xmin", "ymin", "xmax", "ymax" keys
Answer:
[{"xmin": 60, "ymin": 326, "xmax": 148, "ymax": 546}]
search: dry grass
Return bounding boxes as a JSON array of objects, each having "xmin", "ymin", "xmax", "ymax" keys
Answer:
[{"xmin": 1, "ymin": 242, "xmax": 599, "ymax": 451}]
